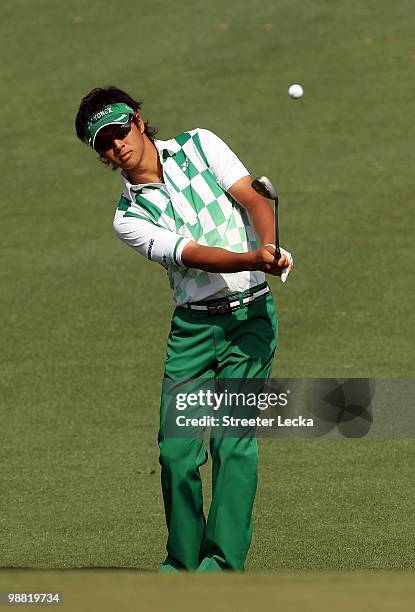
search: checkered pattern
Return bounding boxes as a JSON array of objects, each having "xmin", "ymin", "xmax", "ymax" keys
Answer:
[{"xmin": 117, "ymin": 129, "xmax": 260, "ymax": 304}]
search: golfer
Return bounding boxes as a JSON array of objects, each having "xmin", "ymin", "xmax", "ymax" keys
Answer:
[{"xmin": 75, "ymin": 86, "xmax": 293, "ymax": 572}]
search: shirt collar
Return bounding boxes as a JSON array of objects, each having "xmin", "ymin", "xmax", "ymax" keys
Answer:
[
  {"xmin": 120, "ymin": 137, "xmax": 180, "ymax": 196},
  {"xmin": 154, "ymin": 137, "xmax": 181, "ymax": 156}
]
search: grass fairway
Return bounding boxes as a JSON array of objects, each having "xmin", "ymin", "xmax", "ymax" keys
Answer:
[
  {"xmin": 1, "ymin": 570, "xmax": 415, "ymax": 612},
  {"xmin": 1, "ymin": 0, "xmax": 414, "ymax": 582}
]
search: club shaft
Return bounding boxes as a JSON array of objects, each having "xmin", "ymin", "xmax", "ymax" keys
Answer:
[{"xmin": 274, "ymin": 201, "xmax": 281, "ymax": 260}]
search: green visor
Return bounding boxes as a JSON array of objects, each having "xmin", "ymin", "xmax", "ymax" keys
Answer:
[{"xmin": 85, "ymin": 103, "xmax": 134, "ymax": 150}]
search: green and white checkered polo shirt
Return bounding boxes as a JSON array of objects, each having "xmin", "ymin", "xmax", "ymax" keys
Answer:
[{"xmin": 113, "ymin": 128, "xmax": 265, "ymax": 305}]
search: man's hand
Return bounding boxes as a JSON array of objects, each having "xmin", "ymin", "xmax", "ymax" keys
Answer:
[{"xmin": 251, "ymin": 245, "xmax": 291, "ymax": 276}]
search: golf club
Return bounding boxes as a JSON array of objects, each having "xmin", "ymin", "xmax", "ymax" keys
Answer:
[{"xmin": 251, "ymin": 176, "xmax": 281, "ymax": 260}]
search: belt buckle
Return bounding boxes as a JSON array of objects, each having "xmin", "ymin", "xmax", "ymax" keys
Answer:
[{"xmin": 207, "ymin": 301, "xmax": 229, "ymax": 315}]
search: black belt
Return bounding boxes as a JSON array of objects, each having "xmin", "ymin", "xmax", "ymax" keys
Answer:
[{"xmin": 180, "ymin": 283, "xmax": 269, "ymax": 315}]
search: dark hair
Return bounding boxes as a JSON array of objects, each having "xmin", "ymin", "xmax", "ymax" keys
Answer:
[{"xmin": 75, "ymin": 85, "xmax": 158, "ymax": 168}]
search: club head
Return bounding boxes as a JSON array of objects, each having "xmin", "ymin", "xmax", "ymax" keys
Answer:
[{"xmin": 251, "ymin": 176, "xmax": 278, "ymax": 201}]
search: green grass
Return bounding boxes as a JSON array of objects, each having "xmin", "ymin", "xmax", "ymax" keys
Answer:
[{"xmin": 0, "ymin": 0, "xmax": 414, "ymax": 574}]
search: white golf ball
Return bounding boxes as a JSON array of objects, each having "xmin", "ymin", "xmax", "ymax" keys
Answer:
[{"xmin": 288, "ymin": 84, "xmax": 303, "ymax": 99}]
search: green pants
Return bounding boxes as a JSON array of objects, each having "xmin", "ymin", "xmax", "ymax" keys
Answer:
[{"xmin": 158, "ymin": 290, "xmax": 278, "ymax": 571}]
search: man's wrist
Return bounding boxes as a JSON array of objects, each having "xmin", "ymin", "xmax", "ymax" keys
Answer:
[{"xmin": 241, "ymin": 250, "xmax": 257, "ymax": 271}]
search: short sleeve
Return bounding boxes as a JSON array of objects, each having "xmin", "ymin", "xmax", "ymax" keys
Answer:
[
  {"xmin": 196, "ymin": 129, "xmax": 250, "ymax": 191},
  {"xmin": 113, "ymin": 209, "xmax": 192, "ymax": 266}
]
